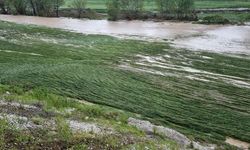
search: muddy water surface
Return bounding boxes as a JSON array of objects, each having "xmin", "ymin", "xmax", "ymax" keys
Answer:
[{"xmin": 0, "ymin": 15, "xmax": 249, "ymax": 55}]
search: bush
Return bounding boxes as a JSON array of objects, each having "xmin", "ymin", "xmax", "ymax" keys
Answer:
[
  {"xmin": 7, "ymin": 0, "xmax": 27, "ymax": 15},
  {"xmin": 106, "ymin": 0, "xmax": 120, "ymax": 21},
  {"xmin": 201, "ymin": 15, "xmax": 230, "ymax": 24},
  {"xmin": 4, "ymin": 0, "xmax": 65, "ymax": 17},
  {"xmin": 0, "ymin": 0, "xmax": 7, "ymax": 14},
  {"xmin": 120, "ymin": 0, "xmax": 144, "ymax": 19},
  {"xmin": 71, "ymin": 0, "xmax": 87, "ymax": 18},
  {"xmin": 56, "ymin": 117, "xmax": 72, "ymax": 141},
  {"xmin": 106, "ymin": 0, "xmax": 144, "ymax": 20},
  {"xmin": 156, "ymin": 0, "xmax": 196, "ymax": 20}
]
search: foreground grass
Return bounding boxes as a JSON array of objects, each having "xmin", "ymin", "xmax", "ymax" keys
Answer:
[
  {"xmin": 0, "ymin": 20, "xmax": 249, "ymax": 148},
  {"xmin": 0, "ymin": 85, "xmax": 179, "ymax": 149}
]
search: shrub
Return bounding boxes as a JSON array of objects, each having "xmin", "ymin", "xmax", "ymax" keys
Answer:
[
  {"xmin": 7, "ymin": 0, "xmax": 27, "ymax": 15},
  {"xmin": 71, "ymin": 0, "xmax": 87, "ymax": 18},
  {"xmin": 177, "ymin": 0, "xmax": 195, "ymax": 19},
  {"xmin": 106, "ymin": 0, "xmax": 120, "ymax": 21},
  {"xmin": 106, "ymin": 0, "xmax": 144, "ymax": 20},
  {"xmin": 156, "ymin": 0, "xmax": 196, "ymax": 20},
  {"xmin": 0, "ymin": 0, "xmax": 7, "ymax": 14},
  {"xmin": 56, "ymin": 117, "xmax": 72, "ymax": 141},
  {"xmin": 120, "ymin": 0, "xmax": 144, "ymax": 19},
  {"xmin": 201, "ymin": 15, "xmax": 230, "ymax": 24},
  {"xmin": 0, "ymin": 119, "xmax": 8, "ymax": 149},
  {"xmin": 5, "ymin": 0, "xmax": 65, "ymax": 17}
]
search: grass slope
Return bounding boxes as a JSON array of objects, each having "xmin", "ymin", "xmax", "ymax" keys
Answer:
[
  {"xmin": 0, "ymin": 85, "xmax": 180, "ymax": 149},
  {"xmin": 0, "ymin": 21, "xmax": 249, "ymax": 147}
]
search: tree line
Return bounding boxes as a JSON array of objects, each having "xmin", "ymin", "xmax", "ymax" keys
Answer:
[
  {"xmin": 107, "ymin": 0, "xmax": 196, "ymax": 20},
  {"xmin": 0, "ymin": 0, "xmax": 196, "ymax": 20},
  {"xmin": 0, "ymin": 0, "xmax": 64, "ymax": 16},
  {"xmin": 0, "ymin": 0, "xmax": 87, "ymax": 17}
]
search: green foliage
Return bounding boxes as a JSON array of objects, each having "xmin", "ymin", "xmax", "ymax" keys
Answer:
[
  {"xmin": 71, "ymin": 0, "xmax": 87, "ymax": 18},
  {"xmin": 7, "ymin": 0, "xmax": 27, "ymax": 14},
  {"xmin": 70, "ymin": 144, "xmax": 88, "ymax": 150},
  {"xmin": 106, "ymin": 0, "xmax": 144, "ymax": 20},
  {"xmin": 156, "ymin": 0, "xmax": 177, "ymax": 14},
  {"xmin": 120, "ymin": 0, "xmax": 144, "ymax": 16},
  {"xmin": 5, "ymin": 0, "xmax": 65, "ymax": 16},
  {"xmin": 200, "ymin": 15, "xmax": 230, "ymax": 24},
  {"xmin": 156, "ymin": 0, "xmax": 196, "ymax": 20},
  {"xmin": 177, "ymin": 0, "xmax": 195, "ymax": 18},
  {"xmin": 106, "ymin": 0, "xmax": 120, "ymax": 20},
  {"xmin": 0, "ymin": 119, "xmax": 8, "ymax": 149},
  {"xmin": 56, "ymin": 117, "xmax": 72, "ymax": 141}
]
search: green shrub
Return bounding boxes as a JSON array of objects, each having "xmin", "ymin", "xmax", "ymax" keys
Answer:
[
  {"xmin": 201, "ymin": 15, "xmax": 230, "ymax": 24},
  {"xmin": 71, "ymin": 0, "xmax": 87, "ymax": 18},
  {"xmin": 156, "ymin": 0, "xmax": 196, "ymax": 20},
  {"xmin": 56, "ymin": 117, "xmax": 72, "ymax": 141},
  {"xmin": 120, "ymin": 0, "xmax": 144, "ymax": 19},
  {"xmin": 106, "ymin": 0, "xmax": 120, "ymax": 21},
  {"xmin": 0, "ymin": 119, "xmax": 9, "ymax": 149},
  {"xmin": 106, "ymin": 0, "xmax": 144, "ymax": 20}
]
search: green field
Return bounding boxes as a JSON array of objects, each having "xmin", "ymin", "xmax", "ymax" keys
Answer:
[
  {"xmin": 0, "ymin": 20, "xmax": 250, "ymax": 147},
  {"xmin": 64, "ymin": 0, "xmax": 250, "ymax": 10}
]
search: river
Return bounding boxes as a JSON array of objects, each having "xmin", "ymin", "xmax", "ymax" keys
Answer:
[{"xmin": 0, "ymin": 15, "xmax": 249, "ymax": 55}]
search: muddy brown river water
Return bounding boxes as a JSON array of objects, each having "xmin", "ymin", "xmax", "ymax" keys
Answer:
[{"xmin": 0, "ymin": 15, "xmax": 249, "ymax": 55}]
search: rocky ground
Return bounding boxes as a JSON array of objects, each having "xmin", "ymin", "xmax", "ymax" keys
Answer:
[{"xmin": 0, "ymin": 89, "xmax": 224, "ymax": 150}]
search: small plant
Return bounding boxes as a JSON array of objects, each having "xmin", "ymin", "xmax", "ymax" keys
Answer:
[
  {"xmin": 0, "ymin": 119, "xmax": 8, "ymax": 149},
  {"xmin": 70, "ymin": 144, "xmax": 88, "ymax": 150},
  {"xmin": 56, "ymin": 117, "xmax": 72, "ymax": 141}
]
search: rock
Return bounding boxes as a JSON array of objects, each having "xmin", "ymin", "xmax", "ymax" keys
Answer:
[
  {"xmin": 128, "ymin": 118, "xmax": 217, "ymax": 150},
  {"xmin": 0, "ymin": 113, "xmax": 42, "ymax": 130},
  {"xmin": 192, "ymin": 141, "xmax": 216, "ymax": 150},
  {"xmin": 155, "ymin": 126, "xmax": 191, "ymax": 146},
  {"xmin": 128, "ymin": 117, "xmax": 191, "ymax": 147},
  {"xmin": 128, "ymin": 117, "xmax": 155, "ymax": 134},
  {"xmin": 67, "ymin": 120, "xmax": 114, "ymax": 135}
]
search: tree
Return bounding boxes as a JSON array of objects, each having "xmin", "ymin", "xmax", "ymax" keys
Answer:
[
  {"xmin": 120, "ymin": 0, "xmax": 144, "ymax": 19},
  {"xmin": 156, "ymin": 0, "xmax": 195, "ymax": 20},
  {"xmin": 177, "ymin": 0, "xmax": 195, "ymax": 19},
  {"xmin": 72, "ymin": 0, "xmax": 87, "ymax": 18},
  {"xmin": 28, "ymin": 0, "xmax": 37, "ymax": 16},
  {"xmin": 156, "ymin": 0, "xmax": 177, "ymax": 13},
  {"xmin": 54, "ymin": 0, "xmax": 64, "ymax": 17},
  {"xmin": 0, "ymin": 0, "xmax": 7, "ymax": 14},
  {"xmin": 8, "ymin": 0, "xmax": 27, "ymax": 15},
  {"xmin": 106, "ymin": 0, "xmax": 120, "ymax": 21},
  {"xmin": 106, "ymin": 0, "xmax": 144, "ymax": 20}
]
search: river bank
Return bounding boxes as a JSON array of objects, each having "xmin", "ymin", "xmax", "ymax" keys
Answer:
[{"xmin": 0, "ymin": 14, "xmax": 249, "ymax": 55}]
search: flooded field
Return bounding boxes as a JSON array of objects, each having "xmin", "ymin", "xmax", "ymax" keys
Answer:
[{"xmin": 0, "ymin": 14, "xmax": 249, "ymax": 55}]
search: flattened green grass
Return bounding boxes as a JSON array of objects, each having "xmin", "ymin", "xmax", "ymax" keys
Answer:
[{"xmin": 0, "ymin": 21, "xmax": 249, "ymax": 146}]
